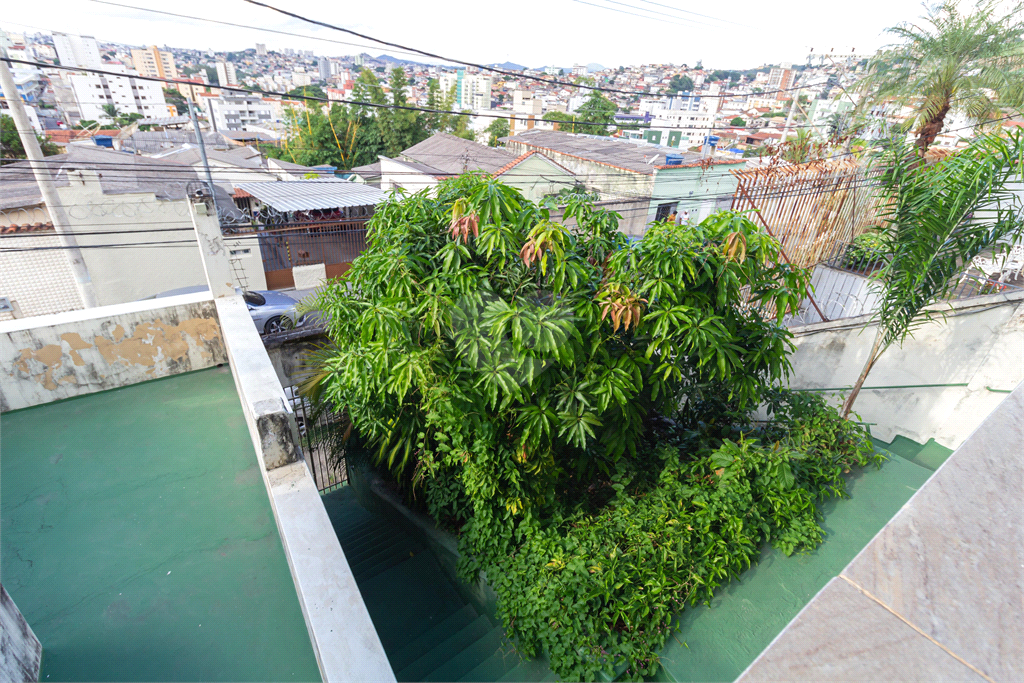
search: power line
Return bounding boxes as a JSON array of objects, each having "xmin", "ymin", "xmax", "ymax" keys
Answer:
[
  {"xmin": 84, "ymin": 0, "xmax": 456, "ymax": 63},
  {"xmin": 630, "ymin": 0, "xmax": 748, "ymax": 26},
  {"xmin": 565, "ymin": 0, "xmax": 723, "ymax": 29}
]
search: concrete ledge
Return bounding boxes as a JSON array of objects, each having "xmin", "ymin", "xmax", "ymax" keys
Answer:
[
  {"xmin": 214, "ymin": 296, "xmax": 394, "ymax": 683},
  {"xmin": 1, "ymin": 584, "xmax": 42, "ymax": 683},
  {"xmin": 738, "ymin": 383, "xmax": 1024, "ymax": 682}
]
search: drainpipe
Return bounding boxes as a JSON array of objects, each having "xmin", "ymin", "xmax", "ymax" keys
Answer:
[{"xmin": 1, "ymin": 48, "xmax": 98, "ymax": 308}]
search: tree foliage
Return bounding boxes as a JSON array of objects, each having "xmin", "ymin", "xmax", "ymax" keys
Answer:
[
  {"xmin": 858, "ymin": 0, "xmax": 1024, "ymax": 154},
  {"xmin": 841, "ymin": 130, "xmax": 1024, "ymax": 416},
  {"xmin": 667, "ymin": 74, "xmax": 694, "ymax": 93},
  {"xmin": 0, "ymin": 114, "xmax": 61, "ymax": 158},
  {"xmin": 301, "ymin": 176, "xmax": 876, "ymax": 679}
]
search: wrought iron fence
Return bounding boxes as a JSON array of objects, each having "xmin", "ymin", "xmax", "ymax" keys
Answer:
[{"xmin": 285, "ymin": 385, "xmax": 348, "ymax": 494}]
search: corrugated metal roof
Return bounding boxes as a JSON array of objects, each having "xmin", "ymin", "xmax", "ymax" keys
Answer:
[
  {"xmin": 235, "ymin": 179, "xmax": 389, "ymax": 212},
  {"xmin": 400, "ymin": 132, "xmax": 515, "ymax": 174},
  {"xmin": 501, "ymin": 130, "xmax": 703, "ymax": 175}
]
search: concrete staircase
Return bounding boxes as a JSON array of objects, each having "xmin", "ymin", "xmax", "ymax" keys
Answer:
[{"xmin": 321, "ymin": 487, "xmax": 555, "ymax": 682}]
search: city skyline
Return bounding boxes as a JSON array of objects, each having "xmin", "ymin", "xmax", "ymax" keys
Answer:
[{"xmin": 5, "ymin": 0, "xmax": 929, "ymax": 70}]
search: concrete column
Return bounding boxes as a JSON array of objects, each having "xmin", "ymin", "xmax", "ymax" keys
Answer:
[{"xmin": 187, "ymin": 193, "xmax": 236, "ymax": 298}]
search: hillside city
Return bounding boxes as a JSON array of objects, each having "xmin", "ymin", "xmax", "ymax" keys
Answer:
[
  {"xmin": 1, "ymin": 29, "xmax": 979, "ymax": 161},
  {"xmin": 1, "ymin": 3, "xmax": 1022, "ymax": 683}
]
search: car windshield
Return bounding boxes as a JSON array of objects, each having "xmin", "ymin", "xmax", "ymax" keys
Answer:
[{"xmin": 243, "ymin": 291, "xmax": 266, "ymax": 307}]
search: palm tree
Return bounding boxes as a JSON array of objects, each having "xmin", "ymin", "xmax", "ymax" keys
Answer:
[
  {"xmin": 858, "ymin": 1, "xmax": 1024, "ymax": 156},
  {"xmin": 100, "ymin": 103, "xmax": 120, "ymax": 122},
  {"xmin": 840, "ymin": 131, "xmax": 1024, "ymax": 418}
]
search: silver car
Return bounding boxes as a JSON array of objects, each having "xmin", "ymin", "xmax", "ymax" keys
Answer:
[
  {"xmin": 242, "ymin": 289, "xmax": 304, "ymax": 334},
  {"xmin": 149, "ymin": 286, "xmax": 305, "ymax": 335}
]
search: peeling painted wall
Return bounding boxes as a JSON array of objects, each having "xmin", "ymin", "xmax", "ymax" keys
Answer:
[{"xmin": 1, "ymin": 295, "xmax": 227, "ymax": 412}]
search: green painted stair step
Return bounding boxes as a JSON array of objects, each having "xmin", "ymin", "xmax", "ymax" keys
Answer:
[
  {"xmin": 872, "ymin": 435, "xmax": 954, "ymax": 472},
  {"xmin": 359, "ymin": 551, "xmax": 467, "ymax": 651},
  {"xmin": 398, "ymin": 615, "xmax": 494, "ymax": 681},
  {"xmin": 458, "ymin": 636, "xmax": 535, "ymax": 682},
  {"xmin": 391, "ymin": 604, "xmax": 481, "ymax": 674},
  {"xmin": 423, "ymin": 626, "xmax": 506, "ymax": 681}
]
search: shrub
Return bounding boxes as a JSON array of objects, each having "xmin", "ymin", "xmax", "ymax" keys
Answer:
[
  {"xmin": 841, "ymin": 231, "xmax": 887, "ymax": 271},
  {"xmin": 307, "ymin": 175, "xmax": 884, "ymax": 680}
]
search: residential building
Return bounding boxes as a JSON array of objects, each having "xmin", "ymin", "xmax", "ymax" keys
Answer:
[
  {"xmin": 378, "ymin": 132, "xmax": 577, "ymax": 203},
  {"xmin": 0, "ymin": 66, "xmax": 43, "ymax": 103},
  {"xmin": 806, "ymin": 98, "xmax": 855, "ymax": 134},
  {"xmin": 571, "ymin": 64, "xmax": 587, "ymax": 76},
  {"xmin": 502, "ymin": 130, "xmax": 745, "ymax": 234},
  {"xmin": 130, "ymin": 46, "xmax": 179, "ymax": 80},
  {"xmin": 438, "ymin": 70, "xmax": 494, "ymax": 109},
  {"xmin": 768, "ymin": 67, "xmax": 794, "ymax": 99},
  {"xmin": 51, "ymin": 32, "xmax": 102, "ymax": 69},
  {"xmin": 207, "ymin": 93, "xmax": 274, "ymax": 132},
  {"xmin": 215, "ymin": 61, "xmax": 238, "ymax": 87},
  {"xmin": 69, "ymin": 64, "xmax": 172, "ymax": 121},
  {"xmin": 256, "ymin": 43, "xmax": 267, "ymax": 56},
  {"xmin": 318, "ymin": 56, "xmax": 331, "ymax": 82}
]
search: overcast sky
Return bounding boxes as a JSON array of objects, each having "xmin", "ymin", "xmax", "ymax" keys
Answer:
[{"xmin": 4, "ymin": 0, "xmax": 933, "ymax": 69}]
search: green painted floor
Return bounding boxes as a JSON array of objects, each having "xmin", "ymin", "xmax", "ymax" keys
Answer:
[
  {"xmin": 650, "ymin": 436, "xmax": 952, "ymax": 682},
  {"xmin": 1, "ymin": 367, "xmax": 321, "ymax": 682}
]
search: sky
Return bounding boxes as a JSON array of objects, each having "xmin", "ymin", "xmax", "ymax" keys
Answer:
[{"xmin": 3, "ymin": 0, "xmax": 934, "ymax": 70}]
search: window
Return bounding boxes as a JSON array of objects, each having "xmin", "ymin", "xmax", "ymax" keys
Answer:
[
  {"xmin": 242, "ymin": 291, "xmax": 266, "ymax": 307},
  {"xmin": 230, "ymin": 248, "xmax": 252, "ymax": 257},
  {"xmin": 655, "ymin": 203, "xmax": 678, "ymax": 222}
]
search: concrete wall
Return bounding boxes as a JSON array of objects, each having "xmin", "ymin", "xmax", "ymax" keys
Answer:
[
  {"xmin": 0, "ymin": 585, "xmax": 42, "ymax": 683},
  {"xmin": 57, "ymin": 171, "xmax": 208, "ymax": 306},
  {"xmin": 785, "ymin": 289, "xmax": 1024, "ymax": 449},
  {"xmin": 739, "ymin": 382, "xmax": 1023, "ymax": 682},
  {"xmin": 499, "ymin": 154, "xmax": 577, "ymax": 204},
  {"xmin": 0, "ymin": 292, "xmax": 226, "ymax": 412}
]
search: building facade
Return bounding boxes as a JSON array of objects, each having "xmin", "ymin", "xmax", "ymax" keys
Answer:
[
  {"xmin": 51, "ymin": 32, "xmax": 102, "ymax": 69},
  {"xmin": 69, "ymin": 65, "xmax": 172, "ymax": 121},
  {"xmin": 215, "ymin": 61, "xmax": 238, "ymax": 87},
  {"xmin": 130, "ymin": 46, "xmax": 179, "ymax": 80},
  {"xmin": 438, "ymin": 70, "xmax": 494, "ymax": 110},
  {"xmin": 207, "ymin": 94, "xmax": 274, "ymax": 132}
]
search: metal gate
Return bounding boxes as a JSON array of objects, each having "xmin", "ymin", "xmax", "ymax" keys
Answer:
[
  {"xmin": 258, "ymin": 222, "xmax": 368, "ymax": 290},
  {"xmin": 286, "ymin": 385, "xmax": 348, "ymax": 494}
]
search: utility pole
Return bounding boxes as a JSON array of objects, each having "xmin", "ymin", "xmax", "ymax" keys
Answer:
[
  {"xmin": 187, "ymin": 99, "xmax": 219, "ymax": 216},
  {"xmin": 780, "ymin": 87, "xmax": 802, "ymax": 144},
  {"xmin": 1, "ymin": 50, "xmax": 98, "ymax": 308}
]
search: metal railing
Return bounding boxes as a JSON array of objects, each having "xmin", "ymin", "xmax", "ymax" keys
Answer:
[{"xmin": 286, "ymin": 385, "xmax": 348, "ymax": 494}]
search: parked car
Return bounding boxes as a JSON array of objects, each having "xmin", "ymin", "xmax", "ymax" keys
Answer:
[{"xmin": 147, "ymin": 286, "xmax": 306, "ymax": 335}]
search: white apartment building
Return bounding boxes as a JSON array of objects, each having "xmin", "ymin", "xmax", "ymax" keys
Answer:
[
  {"xmin": 207, "ymin": 94, "xmax": 275, "ymax": 132},
  {"xmin": 509, "ymin": 90, "xmax": 542, "ymax": 135},
  {"xmin": 216, "ymin": 61, "xmax": 238, "ymax": 87},
  {"xmin": 646, "ymin": 104, "xmax": 715, "ymax": 149},
  {"xmin": 256, "ymin": 43, "xmax": 267, "ymax": 56},
  {"xmin": 438, "ymin": 71, "xmax": 493, "ymax": 110},
  {"xmin": 69, "ymin": 65, "xmax": 172, "ymax": 122},
  {"xmin": 52, "ymin": 32, "xmax": 102, "ymax": 69}
]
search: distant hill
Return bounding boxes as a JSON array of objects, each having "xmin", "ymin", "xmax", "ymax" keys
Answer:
[
  {"xmin": 586, "ymin": 63, "xmax": 606, "ymax": 73},
  {"xmin": 488, "ymin": 61, "xmax": 527, "ymax": 71}
]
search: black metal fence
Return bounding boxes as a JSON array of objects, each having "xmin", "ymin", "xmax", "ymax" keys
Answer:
[{"xmin": 286, "ymin": 385, "xmax": 348, "ymax": 494}]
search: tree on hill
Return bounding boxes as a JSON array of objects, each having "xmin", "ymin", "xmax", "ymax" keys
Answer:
[
  {"xmin": 730, "ymin": 117, "xmax": 746, "ymax": 126},
  {"xmin": 286, "ymin": 84, "xmax": 328, "ymax": 101},
  {"xmin": 667, "ymin": 74, "xmax": 694, "ymax": 93}
]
